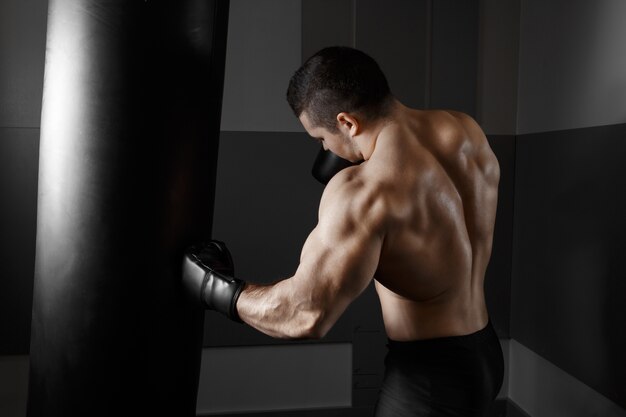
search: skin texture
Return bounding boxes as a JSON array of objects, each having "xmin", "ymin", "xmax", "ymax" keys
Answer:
[{"xmin": 236, "ymin": 99, "xmax": 500, "ymax": 341}]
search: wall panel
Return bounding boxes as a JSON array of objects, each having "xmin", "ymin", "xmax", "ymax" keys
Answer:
[
  {"xmin": 0, "ymin": 128, "xmax": 39, "ymax": 354},
  {"xmin": 511, "ymin": 123, "xmax": 626, "ymax": 408},
  {"xmin": 220, "ymin": 0, "xmax": 303, "ymax": 132},
  {"xmin": 302, "ymin": 0, "xmax": 354, "ymax": 61},
  {"xmin": 0, "ymin": 0, "xmax": 47, "ymax": 127},
  {"xmin": 355, "ymin": 0, "xmax": 430, "ymax": 109},
  {"xmin": 517, "ymin": 0, "xmax": 626, "ymax": 133},
  {"xmin": 430, "ymin": 0, "xmax": 479, "ymax": 117}
]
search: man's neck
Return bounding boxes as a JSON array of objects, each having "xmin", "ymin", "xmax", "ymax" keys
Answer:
[{"xmin": 357, "ymin": 99, "xmax": 407, "ymax": 160}]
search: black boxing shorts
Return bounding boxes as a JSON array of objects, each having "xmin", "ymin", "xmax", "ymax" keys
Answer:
[{"xmin": 374, "ymin": 320, "xmax": 504, "ymax": 417}]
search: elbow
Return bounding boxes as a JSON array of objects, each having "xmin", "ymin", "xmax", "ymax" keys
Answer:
[
  {"xmin": 298, "ymin": 310, "xmax": 330, "ymax": 340},
  {"xmin": 302, "ymin": 325, "xmax": 326, "ymax": 340},
  {"xmin": 310, "ymin": 310, "xmax": 335, "ymax": 339}
]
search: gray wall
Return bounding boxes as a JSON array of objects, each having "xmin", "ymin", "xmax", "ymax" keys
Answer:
[
  {"xmin": 220, "ymin": 0, "xmax": 303, "ymax": 132},
  {"xmin": 0, "ymin": 0, "xmax": 47, "ymax": 355},
  {"xmin": 508, "ymin": 340, "xmax": 626, "ymax": 417},
  {"xmin": 430, "ymin": 0, "xmax": 479, "ymax": 116},
  {"xmin": 510, "ymin": 0, "xmax": 626, "ymax": 413},
  {"xmin": 477, "ymin": 0, "xmax": 520, "ymax": 136},
  {"xmin": 0, "ymin": 356, "xmax": 29, "ymax": 417},
  {"xmin": 354, "ymin": 0, "xmax": 431, "ymax": 110},
  {"xmin": 0, "ymin": 1, "xmax": 46, "ymax": 414},
  {"xmin": 512, "ymin": 124, "xmax": 626, "ymax": 409},
  {"xmin": 516, "ymin": 0, "xmax": 626, "ymax": 134}
]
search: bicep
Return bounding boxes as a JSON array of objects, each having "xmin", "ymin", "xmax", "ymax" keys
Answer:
[{"xmin": 292, "ymin": 197, "xmax": 383, "ymax": 315}]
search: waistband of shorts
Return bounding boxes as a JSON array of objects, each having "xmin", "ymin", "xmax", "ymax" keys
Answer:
[{"xmin": 386, "ymin": 320, "xmax": 497, "ymax": 351}]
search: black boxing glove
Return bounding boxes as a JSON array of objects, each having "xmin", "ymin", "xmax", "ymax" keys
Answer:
[
  {"xmin": 182, "ymin": 240, "xmax": 245, "ymax": 322},
  {"xmin": 311, "ymin": 146, "xmax": 362, "ymax": 185}
]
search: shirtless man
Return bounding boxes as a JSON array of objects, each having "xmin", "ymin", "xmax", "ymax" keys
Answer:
[{"xmin": 183, "ymin": 46, "xmax": 504, "ymax": 416}]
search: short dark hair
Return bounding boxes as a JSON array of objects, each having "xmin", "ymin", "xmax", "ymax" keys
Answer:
[{"xmin": 286, "ymin": 46, "xmax": 393, "ymax": 132}]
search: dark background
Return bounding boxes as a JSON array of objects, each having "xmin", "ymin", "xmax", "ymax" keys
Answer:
[{"xmin": 1, "ymin": 0, "xmax": 625, "ymax": 416}]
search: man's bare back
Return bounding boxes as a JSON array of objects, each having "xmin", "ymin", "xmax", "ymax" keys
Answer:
[
  {"xmin": 232, "ymin": 101, "xmax": 500, "ymax": 343},
  {"xmin": 330, "ymin": 106, "xmax": 500, "ymax": 341}
]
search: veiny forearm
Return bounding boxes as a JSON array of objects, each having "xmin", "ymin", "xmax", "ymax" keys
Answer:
[{"xmin": 235, "ymin": 278, "xmax": 322, "ymax": 339}]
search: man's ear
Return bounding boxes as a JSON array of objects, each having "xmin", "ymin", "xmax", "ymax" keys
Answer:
[{"xmin": 336, "ymin": 112, "xmax": 360, "ymax": 137}]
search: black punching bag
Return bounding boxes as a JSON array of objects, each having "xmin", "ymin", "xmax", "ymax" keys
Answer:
[{"xmin": 28, "ymin": 1, "xmax": 229, "ymax": 416}]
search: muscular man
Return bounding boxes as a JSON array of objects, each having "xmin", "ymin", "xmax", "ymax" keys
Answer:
[{"xmin": 183, "ymin": 46, "xmax": 504, "ymax": 416}]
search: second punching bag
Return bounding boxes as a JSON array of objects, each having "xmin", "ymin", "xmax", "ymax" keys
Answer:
[{"xmin": 28, "ymin": 1, "xmax": 229, "ymax": 416}]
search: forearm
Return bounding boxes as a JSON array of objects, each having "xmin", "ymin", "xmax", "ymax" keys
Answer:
[
  {"xmin": 236, "ymin": 278, "xmax": 323, "ymax": 339},
  {"xmin": 182, "ymin": 241, "xmax": 353, "ymax": 338}
]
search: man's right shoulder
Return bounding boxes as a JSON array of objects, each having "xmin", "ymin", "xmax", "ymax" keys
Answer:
[{"xmin": 435, "ymin": 111, "xmax": 499, "ymax": 187}]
